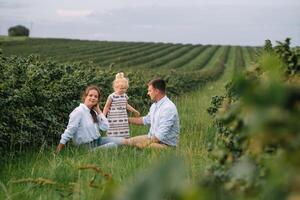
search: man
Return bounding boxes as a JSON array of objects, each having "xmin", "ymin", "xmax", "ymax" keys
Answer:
[{"xmin": 124, "ymin": 79, "xmax": 180, "ymax": 149}]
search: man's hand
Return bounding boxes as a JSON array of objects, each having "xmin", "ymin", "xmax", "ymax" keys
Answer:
[{"xmin": 128, "ymin": 117, "xmax": 143, "ymax": 125}]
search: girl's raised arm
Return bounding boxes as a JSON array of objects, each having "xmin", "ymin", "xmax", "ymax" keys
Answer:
[{"xmin": 127, "ymin": 103, "xmax": 140, "ymax": 117}]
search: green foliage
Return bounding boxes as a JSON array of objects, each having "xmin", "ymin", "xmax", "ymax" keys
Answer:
[
  {"xmin": 0, "ymin": 38, "xmax": 256, "ymax": 73},
  {"xmin": 205, "ymin": 39, "xmax": 300, "ymax": 198},
  {"xmin": 275, "ymin": 38, "xmax": 299, "ymax": 74},
  {"xmin": 234, "ymin": 46, "xmax": 245, "ymax": 73},
  {"xmin": 206, "ymin": 95, "xmax": 225, "ymax": 117},
  {"xmin": 0, "ymin": 46, "xmax": 229, "ymax": 155},
  {"xmin": 115, "ymin": 156, "xmax": 188, "ymax": 200},
  {"xmin": 0, "ymin": 37, "xmax": 262, "ymax": 198},
  {"xmin": 8, "ymin": 25, "xmax": 30, "ymax": 37},
  {"xmin": 0, "ymin": 50, "xmax": 237, "ymax": 199},
  {"xmin": 207, "ymin": 75, "xmax": 300, "ymax": 198},
  {"xmin": 264, "ymin": 39, "xmax": 273, "ymax": 52},
  {"xmin": 0, "ymin": 54, "xmax": 152, "ymax": 155},
  {"xmin": 258, "ymin": 51, "xmax": 285, "ymax": 80},
  {"xmin": 167, "ymin": 46, "xmax": 230, "ymax": 95},
  {"xmin": 263, "ymin": 38, "xmax": 299, "ymax": 75}
]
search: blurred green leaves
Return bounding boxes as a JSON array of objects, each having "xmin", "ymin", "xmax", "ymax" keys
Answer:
[
  {"xmin": 205, "ymin": 38, "xmax": 300, "ymax": 198},
  {"xmin": 115, "ymin": 156, "xmax": 188, "ymax": 200},
  {"xmin": 258, "ymin": 52, "xmax": 285, "ymax": 81}
]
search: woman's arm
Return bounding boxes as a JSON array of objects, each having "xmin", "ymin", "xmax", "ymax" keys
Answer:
[
  {"xmin": 55, "ymin": 143, "xmax": 65, "ymax": 154},
  {"xmin": 94, "ymin": 103, "xmax": 109, "ymax": 131},
  {"xmin": 55, "ymin": 108, "xmax": 81, "ymax": 154}
]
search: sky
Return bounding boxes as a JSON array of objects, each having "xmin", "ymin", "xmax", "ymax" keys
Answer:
[{"xmin": 0, "ymin": 0, "xmax": 299, "ymax": 46}]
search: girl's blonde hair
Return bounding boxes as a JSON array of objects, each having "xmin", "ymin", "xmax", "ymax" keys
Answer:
[{"xmin": 113, "ymin": 72, "xmax": 129, "ymax": 89}]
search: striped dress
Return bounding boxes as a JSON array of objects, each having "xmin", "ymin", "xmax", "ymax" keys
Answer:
[{"xmin": 106, "ymin": 92, "xmax": 130, "ymax": 138}]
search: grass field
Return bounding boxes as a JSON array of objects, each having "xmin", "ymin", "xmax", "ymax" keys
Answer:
[
  {"xmin": 0, "ymin": 37, "xmax": 246, "ymax": 199},
  {"xmin": 0, "ymin": 51, "xmax": 236, "ymax": 200},
  {"xmin": 0, "ymin": 37, "xmax": 258, "ymax": 72}
]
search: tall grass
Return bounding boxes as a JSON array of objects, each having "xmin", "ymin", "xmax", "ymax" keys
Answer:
[{"xmin": 0, "ymin": 60, "xmax": 235, "ymax": 199}]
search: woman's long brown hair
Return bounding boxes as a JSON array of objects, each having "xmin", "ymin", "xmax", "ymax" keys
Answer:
[{"xmin": 82, "ymin": 85, "xmax": 101, "ymax": 123}]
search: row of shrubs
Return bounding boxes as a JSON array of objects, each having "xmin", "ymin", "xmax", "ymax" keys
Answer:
[
  {"xmin": 0, "ymin": 53, "xmax": 147, "ymax": 154},
  {"xmin": 0, "ymin": 48, "xmax": 227, "ymax": 155},
  {"xmin": 204, "ymin": 39, "xmax": 300, "ymax": 198}
]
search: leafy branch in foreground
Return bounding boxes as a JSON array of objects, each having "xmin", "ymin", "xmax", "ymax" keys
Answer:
[{"xmin": 204, "ymin": 38, "xmax": 300, "ymax": 199}]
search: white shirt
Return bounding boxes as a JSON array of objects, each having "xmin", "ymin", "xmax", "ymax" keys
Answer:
[
  {"xmin": 143, "ymin": 96, "xmax": 180, "ymax": 146},
  {"xmin": 60, "ymin": 103, "xmax": 109, "ymax": 145}
]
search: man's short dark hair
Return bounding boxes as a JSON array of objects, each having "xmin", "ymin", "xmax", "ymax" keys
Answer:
[{"xmin": 148, "ymin": 79, "xmax": 166, "ymax": 93}]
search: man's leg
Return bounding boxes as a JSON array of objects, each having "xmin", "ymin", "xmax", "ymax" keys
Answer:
[
  {"xmin": 148, "ymin": 142, "xmax": 168, "ymax": 149},
  {"xmin": 124, "ymin": 135, "xmax": 150, "ymax": 147},
  {"xmin": 125, "ymin": 135, "xmax": 170, "ymax": 149}
]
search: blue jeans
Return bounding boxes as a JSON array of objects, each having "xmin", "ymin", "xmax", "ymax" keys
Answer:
[{"xmin": 88, "ymin": 137, "xmax": 124, "ymax": 149}]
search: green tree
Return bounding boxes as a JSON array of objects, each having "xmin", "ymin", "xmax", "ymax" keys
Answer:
[{"xmin": 8, "ymin": 25, "xmax": 30, "ymax": 36}]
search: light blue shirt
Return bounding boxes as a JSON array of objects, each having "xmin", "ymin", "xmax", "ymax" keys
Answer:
[
  {"xmin": 60, "ymin": 103, "xmax": 109, "ymax": 145},
  {"xmin": 143, "ymin": 96, "xmax": 180, "ymax": 146}
]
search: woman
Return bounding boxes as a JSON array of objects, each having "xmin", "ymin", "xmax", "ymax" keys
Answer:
[{"xmin": 55, "ymin": 85, "xmax": 124, "ymax": 154}]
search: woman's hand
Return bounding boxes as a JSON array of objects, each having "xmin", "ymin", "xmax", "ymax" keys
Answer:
[
  {"xmin": 94, "ymin": 103, "xmax": 102, "ymax": 114},
  {"xmin": 55, "ymin": 143, "xmax": 64, "ymax": 154}
]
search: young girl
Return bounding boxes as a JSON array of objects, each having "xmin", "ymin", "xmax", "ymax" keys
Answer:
[{"xmin": 103, "ymin": 72, "xmax": 140, "ymax": 138}]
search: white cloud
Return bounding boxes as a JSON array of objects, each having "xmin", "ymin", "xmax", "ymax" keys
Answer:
[{"xmin": 56, "ymin": 9, "xmax": 93, "ymax": 17}]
